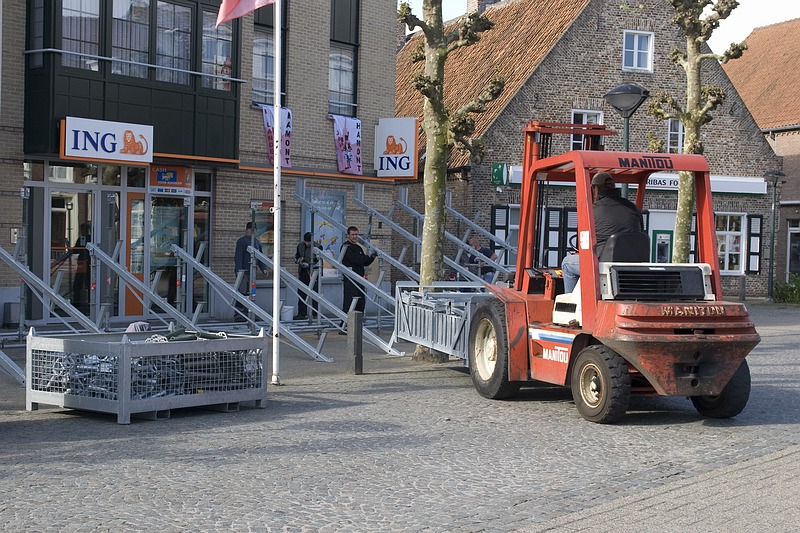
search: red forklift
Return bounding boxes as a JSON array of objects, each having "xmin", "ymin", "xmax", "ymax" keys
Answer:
[{"xmin": 469, "ymin": 122, "xmax": 760, "ymax": 423}]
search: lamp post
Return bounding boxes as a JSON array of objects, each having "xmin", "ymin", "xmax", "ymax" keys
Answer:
[
  {"xmin": 765, "ymin": 170, "xmax": 786, "ymax": 300},
  {"xmin": 603, "ymin": 83, "xmax": 650, "ymax": 198}
]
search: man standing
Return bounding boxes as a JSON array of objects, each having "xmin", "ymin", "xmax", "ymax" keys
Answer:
[
  {"xmin": 467, "ymin": 236, "xmax": 498, "ymax": 283},
  {"xmin": 340, "ymin": 226, "xmax": 377, "ymax": 322},
  {"xmin": 294, "ymin": 232, "xmax": 321, "ymax": 319},
  {"xmin": 233, "ymin": 221, "xmax": 266, "ymax": 319},
  {"xmin": 561, "ymin": 172, "xmax": 645, "ymax": 293}
]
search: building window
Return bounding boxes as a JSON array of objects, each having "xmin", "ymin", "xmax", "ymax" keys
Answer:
[
  {"xmin": 201, "ymin": 10, "xmax": 233, "ymax": 91},
  {"xmin": 29, "ymin": 0, "xmax": 45, "ymax": 68},
  {"xmin": 253, "ymin": 27, "xmax": 275, "ymax": 104},
  {"xmin": 571, "ymin": 110, "xmax": 602, "ymax": 151},
  {"xmin": 112, "ymin": 0, "xmax": 150, "ymax": 78},
  {"xmin": 155, "ymin": 1, "xmax": 192, "ymax": 84},
  {"xmin": 328, "ymin": 44, "xmax": 356, "ymax": 116},
  {"xmin": 62, "ymin": 0, "xmax": 100, "ymax": 70},
  {"xmin": 623, "ymin": 30, "xmax": 653, "ymax": 72},
  {"xmin": 667, "ymin": 118, "xmax": 684, "ymax": 154},
  {"xmin": 716, "ymin": 213, "xmax": 744, "ymax": 273}
]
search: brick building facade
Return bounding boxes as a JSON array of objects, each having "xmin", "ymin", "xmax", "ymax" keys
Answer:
[
  {"xmin": 396, "ymin": 0, "xmax": 782, "ymax": 297},
  {"xmin": 0, "ymin": 0, "xmax": 400, "ymax": 325}
]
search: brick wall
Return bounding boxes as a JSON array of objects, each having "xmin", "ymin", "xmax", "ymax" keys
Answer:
[
  {"xmin": 0, "ymin": 0, "xmax": 27, "ymax": 287},
  {"xmin": 464, "ymin": 0, "xmax": 781, "ymax": 296}
]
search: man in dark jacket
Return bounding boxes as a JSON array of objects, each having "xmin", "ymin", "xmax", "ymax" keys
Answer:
[
  {"xmin": 561, "ymin": 172, "xmax": 644, "ymax": 292},
  {"xmin": 233, "ymin": 222, "xmax": 267, "ymax": 319},
  {"xmin": 340, "ymin": 226, "xmax": 377, "ymax": 320},
  {"xmin": 294, "ymin": 231, "xmax": 321, "ymax": 319}
]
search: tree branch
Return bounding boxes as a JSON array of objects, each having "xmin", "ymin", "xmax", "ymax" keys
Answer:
[{"xmin": 445, "ymin": 11, "xmax": 494, "ymax": 54}]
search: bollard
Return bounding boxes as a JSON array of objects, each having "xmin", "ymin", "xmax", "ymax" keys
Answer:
[
  {"xmin": 347, "ymin": 310, "xmax": 363, "ymax": 375},
  {"xmin": 738, "ymin": 274, "xmax": 746, "ymax": 301}
]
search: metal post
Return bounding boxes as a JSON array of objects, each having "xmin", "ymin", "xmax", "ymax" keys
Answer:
[
  {"xmin": 347, "ymin": 310, "xmax": 363, "ymax": 375},
  {"xmin": 621, "ymin": 117, "xmax": 630, "ymax": 199},
  {"xmin": 18, "ymin": 188, "xmax": 30, "ymax": 338},
  {"xmin": 768, "ymin": 178, "xmax": 778, "ymax": 300}
]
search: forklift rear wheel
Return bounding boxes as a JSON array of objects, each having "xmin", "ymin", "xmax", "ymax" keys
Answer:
[
  {"xmin": 571, "ymin": 345, "xmax": 631, "ymax": 423},
  {"xmin": 691, "ymin": 359, "xmax": 751, "ymax": 418},
  {"xmin": 468, "ymin": 299, "xmax": 520, "ymax": 399}
]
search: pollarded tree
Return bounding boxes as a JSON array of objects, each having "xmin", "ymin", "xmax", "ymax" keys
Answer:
[
  {"xmin": 649, "ymin": 0, "xmax": 745, "ymax": 262},
  {"xmin": 398, "ymin": 1, "xmax": 503, "ymax": 362},
  {"xmin": 398, "ymin": 2, "xmax": 503, "ymax": 283}
]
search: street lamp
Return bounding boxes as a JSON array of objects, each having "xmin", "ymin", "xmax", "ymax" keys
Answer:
[
  {"xmin": 603, "ymin": 83, "xmax": 650, "ymax": 197},
  {"xmin": 765, "ymin": 169, "xmax": 786, "ymax": 300}
]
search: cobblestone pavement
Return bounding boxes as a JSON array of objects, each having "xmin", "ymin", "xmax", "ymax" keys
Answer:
[{"xmin": 1, "ymin": 303, "xmax": 799, "ymax": 532}]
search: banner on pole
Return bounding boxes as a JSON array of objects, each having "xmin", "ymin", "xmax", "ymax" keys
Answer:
[
  {"xmin": 216, "ymin": 0, "xmax": 275, "ymax": 27},
  {"xmin": 260, "ymin": 105, "xmax": 293, "ymax": 168}
]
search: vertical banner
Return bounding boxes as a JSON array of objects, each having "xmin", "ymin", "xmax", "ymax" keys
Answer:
[
  {"xmin": 260, "ymin": 105, "xmax": 293, "ymax": 168},
  {"xmin": 329, "ymin": 114, "xmax": 363, "ymax": 175}
]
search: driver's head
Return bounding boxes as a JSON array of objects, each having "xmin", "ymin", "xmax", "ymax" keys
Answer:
[{"xmin": 590, "ymin": 172, "xmax": 615, "ymax": 201}]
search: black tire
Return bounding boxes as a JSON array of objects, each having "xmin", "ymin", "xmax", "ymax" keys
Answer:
[
  {"xmin": 468, "ymin": 299, "xmax": 520, "ymax": 399},
  {"xmin": 691, "ymin": 359, "xmax": 751, "ymax": 418},
  {"xmin": 570, "ymin": 345, "xmax": 631, "ymax": 423}
]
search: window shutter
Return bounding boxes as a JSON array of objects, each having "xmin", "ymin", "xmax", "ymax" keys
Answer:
[
  {"xmin": 561, "ymin": 207, "xmax": 578, "ymax": 259},
  {"xmin": 746, "ymin": 215, "xmax": 763, "ymax": 273},
  {"xmin": 689, "ymin": 213, "xmax": 697, "ymax": 263}
]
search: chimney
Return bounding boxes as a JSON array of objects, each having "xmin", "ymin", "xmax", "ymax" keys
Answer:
[{"xmin": 467, "ymin": 0, "xmax": 500, "ymax": 14}]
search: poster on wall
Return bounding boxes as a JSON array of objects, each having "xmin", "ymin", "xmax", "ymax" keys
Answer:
[
  {"xmin": 250, "ymin": 200, "xmax": 275, "ymax": 276},
  {"xmin": 149, "ymin": 166, "xmax": 192, "ymax": 195},
  {"xmin": 304, "ymin": 189, "xmax": 346, "ymax": 277}
]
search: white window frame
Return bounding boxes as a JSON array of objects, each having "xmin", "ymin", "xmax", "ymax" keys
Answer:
[
  {"xmin": 622, "ymin": 30, "xmax": 653, "ymax": 72},
  {"xmin": 328, "ymin": 43, "xmax": 356, "ymax": 116},
  {"xmin": 716, "ymin": 212, "xmax": 746, "ymax": 274},
  {"xmin": 571, "ymin": 110, "xmax": 603, "ymax": 151},
  {"xmin": 667, "ymin": 118, "xmax": 684, "ymax": 154},
  {"xmin": 252, "ymin": 26, "xmax": 275, "ymax": 104}
]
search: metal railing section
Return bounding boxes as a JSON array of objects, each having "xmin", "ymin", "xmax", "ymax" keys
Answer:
[{"xmin": 394, "ymin": 282, "xmax": 490, "ymax": 361}]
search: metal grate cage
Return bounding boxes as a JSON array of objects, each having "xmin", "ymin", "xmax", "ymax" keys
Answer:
[{"xmin": 27, "ymin": 330, "xmax": 268, "ymax": 423}]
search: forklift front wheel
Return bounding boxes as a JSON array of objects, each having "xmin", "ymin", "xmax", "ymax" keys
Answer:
[
  {"xmin": 690, "ymin": 359, "xmax": 751, "ymax": 418},
  {"xmin": 571, "ymin": 345, "xmax": 631, "ymax": 423},
  {"xmin": 468, "ymin": 299, "xmax": 520, "ymax": 400}
]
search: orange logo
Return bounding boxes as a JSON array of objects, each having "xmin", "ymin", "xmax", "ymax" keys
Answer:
[
  {"xmin": 383, "ymin": 135, "xmax": 407, "ymax": 155},
  {"xmin": 120, "ymin": 129, "xmax": 149, "ymax": 155}
]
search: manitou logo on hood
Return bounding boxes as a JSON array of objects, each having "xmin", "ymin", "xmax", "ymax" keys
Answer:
[
  {"xmin": 61, "ymin": 117, "xmax": 154, "ymax": 163},
  {"xmin": 375, "ymin": 117, "xmax": 419, "ymax": 177},
  {"xmin": 617, "ymin": 155, "xmax": 674, "ymax": 170}
]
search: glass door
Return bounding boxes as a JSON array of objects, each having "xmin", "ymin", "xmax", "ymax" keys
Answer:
[
  {"xmin": 150, "ymin": 196, "xmax": 188, "ymax": 311},
  {"xmin": 50, "ymin": 191, "xmax": 93, "ymax": 315}
]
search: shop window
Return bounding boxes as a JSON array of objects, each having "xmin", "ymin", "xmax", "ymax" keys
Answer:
[
  {"xmin": 716, "ymin": 213, "xmax": 745, "ymax": 274},
  {"xmin": 49, "ymin": 163, "xmax": 98, "ymax": 185},
  {"xmin": 201, "ymin": 10, "xmax": 233, "ymax": 91},
  {"xmin": 127, "ymin": 167, "xmax": 147, "ymax": 188},
  {"xmin": 62, "ymin": 0, "xmax": 100, "ymax": 70},
  {"xmin": 623, "ymin": 30, "xmax": 653, "ymax": 72}
]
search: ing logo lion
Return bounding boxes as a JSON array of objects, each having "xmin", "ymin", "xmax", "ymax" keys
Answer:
[
  {"xmin": 120, "ymin": 130, "xmax": 149, "ymax": 155},
  {"xmin": 383, "ymin": 135, "xmax": 407, "ymax": 155}
]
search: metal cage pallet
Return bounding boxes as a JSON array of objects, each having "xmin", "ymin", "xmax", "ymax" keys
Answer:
[{"xmin": 26, "ymin": 329, "xmax": 268, "ymax": 424}]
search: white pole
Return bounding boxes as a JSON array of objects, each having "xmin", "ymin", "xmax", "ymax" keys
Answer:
[{"xmin": 271, "ymin": 0, "xmax": 282, "ymax": 385}]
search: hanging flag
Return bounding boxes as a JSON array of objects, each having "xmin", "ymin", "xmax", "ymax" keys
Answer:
[
  {"xmin": 329, "ymin": 115, "xmax": 363, "ymax": 175},
  {"xmin": 216, "ymin": 0, "xmax": 275, "ymax": 27},
  {"xmin": 260, "ymin": 105, "xmax": 293, "ymax": 168}
]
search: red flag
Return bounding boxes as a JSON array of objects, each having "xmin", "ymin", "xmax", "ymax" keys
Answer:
[{"xmin": 216, "ymin": 0, "xmax": 275, "ymax": 27}]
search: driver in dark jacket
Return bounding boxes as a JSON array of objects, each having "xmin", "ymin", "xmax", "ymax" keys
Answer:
[{"xmin": 561, "ymin": 172, "xmax": 644, "ymax": 292}]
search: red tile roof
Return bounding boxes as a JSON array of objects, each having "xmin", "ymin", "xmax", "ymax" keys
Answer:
[
  {"xmin": 396, "ymin": 0, "xmax": 589, "ymax": 166},
  {"xmin": 723, "ymin": 18, "xmax": 800, "ymax": 130}
]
